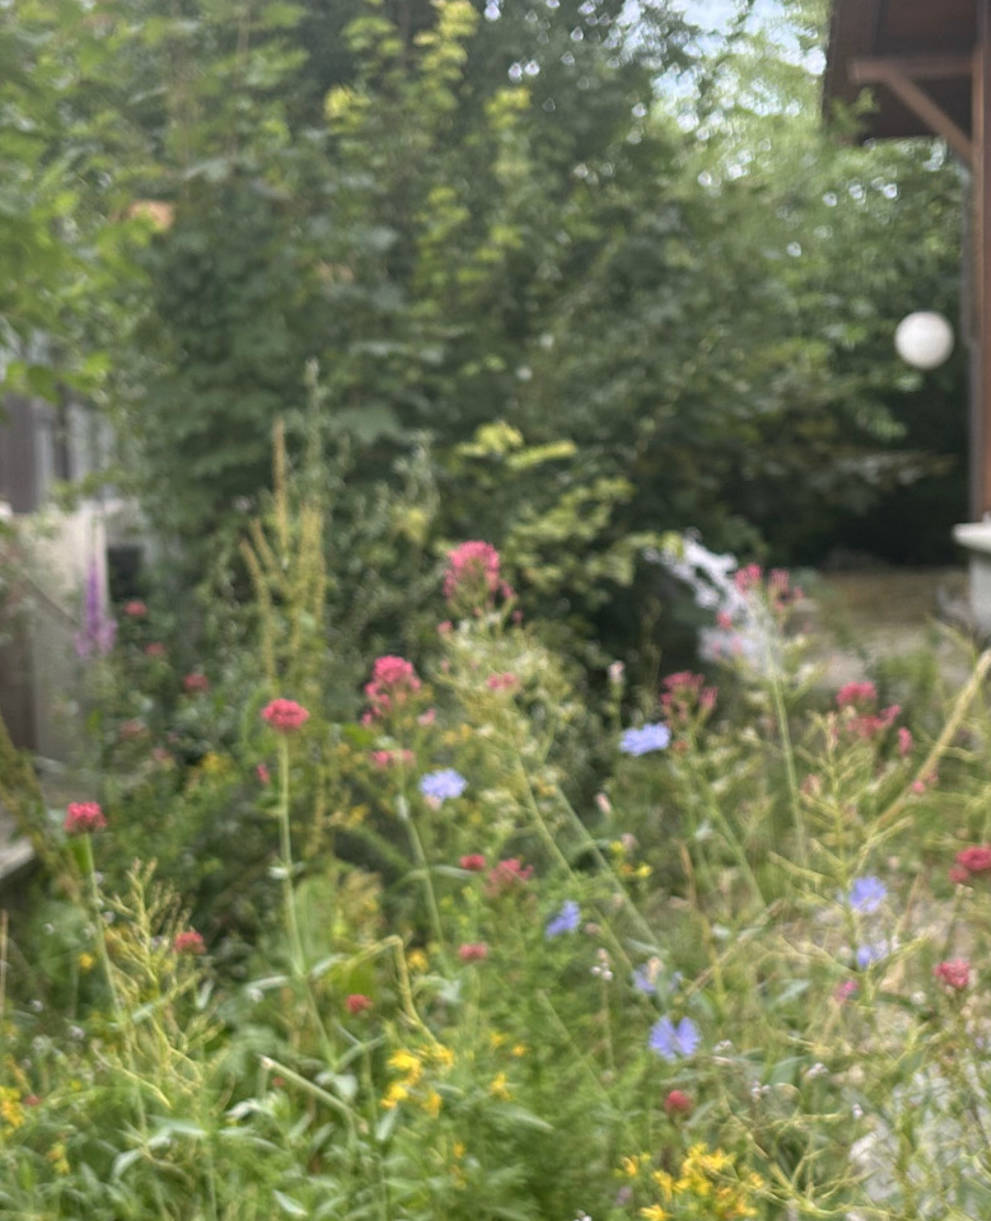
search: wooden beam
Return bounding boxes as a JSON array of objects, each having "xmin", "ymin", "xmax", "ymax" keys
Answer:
[
  {"xmin": 850, "ymin": 59, "xmax": 974, "ymax": 164},
  {"xmin": 976, "ymin": 5, "xmax": 991, "ymax": 515},
  {"xmin": 850, "ymin": 54, "xmax": 974, "ymax": 83}
]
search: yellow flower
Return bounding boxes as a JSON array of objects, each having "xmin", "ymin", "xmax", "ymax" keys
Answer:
[
  {"xmin": 510, "ymin": 1043, "xmax": 527, "ymax": 1058},
  {"xmin": 381, "ymin": 1082, "xmax": 409, "ymax": 1110},
  {"xmin": 387, "ymin": 1050, "xmax": 422, "ymax": 1083},
  {"xmin": 48, "ymin": 1142, "xmax": 69, "ymax": 1176},
  {"xmin": 489, "ymin": 1072, "xmax": 511, "ymax": 1101},
  {"xmin": 489, "ymin": 1031, "xmax": 507, "ymax": 1049},
  {"xmin": 407, "ymin": 949, "xmax": 429, "ymax": 973},
  {"xmin": 429, "ymin": 1043, "xmax": 455, "ymax": 1069},
  {"xmin": 422, "ymin": 1089, "xmax": 442, "ymax": 1117},
  {"xmin": 639, "ymin": 1207, "xmax": 670, "ymax": 1221},
  {"xmin": 0, "ymin": 1088, "xmax": 24, "ymax": 1130},
  {"xmin": 452, "ymin": 1141, "xmax": 466, "ymax": 1159},
  {"xmin": 652, "ymin": 1169, "xmax": 675, "ymax": 1200},
  {"xmin": 620, "ymin": 1153, "xmax": 649, "ymax": 1178},
  {"xmin": 78, "ymin": 952, "xmax": 95, "ymax": 972}
]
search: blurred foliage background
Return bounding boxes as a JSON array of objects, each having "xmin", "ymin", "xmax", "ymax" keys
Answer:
[{"xmin": 0, "ymin": 0, "xmax": 967, "ymax": 666}]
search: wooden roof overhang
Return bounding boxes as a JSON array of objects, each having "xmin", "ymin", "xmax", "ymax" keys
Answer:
[
  {"xmin": 824, "ymin": 0, "xmax": 975, "ymax": 163},
  {"xmin": 825, "ymin": 0, "xmax": 991, "ymax": 518}
]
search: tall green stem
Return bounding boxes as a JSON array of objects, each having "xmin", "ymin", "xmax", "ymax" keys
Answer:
[
  {"xmin": 398, "ymin": 794, "xmax": 446, "ymax": 962},
  {"xmin": 275, "ymin": 735, "xmax": 335, "ymax": 1062},
  {"xmin": 277, "ymin": 737, "xmax": 305, "ymax": 975},
  {"xmin": 760, "ymin": 611, "xmax": 806, "ymax": 867},
  {"xmin": 81, "ymin": 834, "xmax": 169, "ymax": 1220}
]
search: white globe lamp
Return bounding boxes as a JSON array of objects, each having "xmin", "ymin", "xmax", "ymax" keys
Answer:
[{"xmin": 894, "ymin": 311, "xmax": 954, "ymax": 370}]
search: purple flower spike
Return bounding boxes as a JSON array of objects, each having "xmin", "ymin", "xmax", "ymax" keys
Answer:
[{"xmin": 74, "ymin": 556, "xmax": 116, "ymax": 660}]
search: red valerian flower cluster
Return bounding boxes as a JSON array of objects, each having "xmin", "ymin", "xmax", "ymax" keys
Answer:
[
  {"xmin": 485, "ymin": 857, "xmax": 534, "ymax": 898},
  {"xmin": 261, "ymin": 698, "xmax": 311, "ymax": 733},
  {"xmin": 660, "ymin": 671, "xmax": 717, "ymax": 723},
  {"xmin": 664, "ymin": 1089, "xmax": 693, "ymax": 1116},
  {"xmin": 345, "ymin": 993, "xmax": 373, "ymax": 1015},
  {"xmin": 183, "ymin": 672, "xmax": 209, "ymax": 694},
  {"xmin": 934, "ymin": 959, "xmax": 971, "ymax": 990},
  {"xmin": 458, "ymin": 943, "xmax": 489, "ymax": 962},
  {"xmin": 364, "ymin": 655, "xmax": 421, "ymax": 721},
  {"xmin": 444, "ymin": 541, "xmax": 501, "ymax": 602},
  {"xmin": 949, "ymin": 844, "xmax": 991, "ymax": 885},
  {"xmin": 835, "ymin": 681, "xmax": 901, "ymax": 741},
  {"xmin": 64, "ymin": 802, "xmax": 106, "ymax": 835},
  {"xmin": 123, "ymin": 600, "xmax": 148, "ymax": 617},
  {"xmin": 173, "ymin": 930, "xmax": 206, "ymax": 955},
  {"xmin": 370, "ymin": 749, "xmax": 415, "ymax": 769},
  {"xmin": 459, "ymin": 853, "xmax": 487, "ymax": 872}
]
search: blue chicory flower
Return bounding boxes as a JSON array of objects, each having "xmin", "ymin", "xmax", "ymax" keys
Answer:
[
  {"xmin": 545, "ymin": 899, "xmax": 581, "ymax": 939},
  {"xmin": 856, "ymin": 942, "xmax": 888, "ymax": 970},
  {"xmin": 648, "ymin": 1015, "xmax": 700, "ymax": 1061},
  {"xmin": 632, "ymin": 964, "xmax": 659, "ymax": 995},
  {"xmin": 619, "ymin": 723, "xmax": 671, "ymax": 757},
  {"xmin": 418, "ymin": 769, "xmax": 467, "ymax": 802},
  {"xmin": 848, "ymin": 876, "xmax": 887, "ymax": 914}
]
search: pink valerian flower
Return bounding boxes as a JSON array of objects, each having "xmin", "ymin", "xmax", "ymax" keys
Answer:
[
  {"xmin": 911, "ymin": 771, "xmax": 938, "ymax": 795},
  {"xmin": 443, "ymin": 541, "xmax": 501, "ymax": 607},
  {"xmin": 733, "ymin": 563, "xmax": 763, "ymax": 594},
  {"xmin": 262, "ymin": 698, "xmax": 310, "ymax": 733},
  {"xmin": 417, "ymin": 707, "xmax": 436, "ymax": 726},
  {"xmin": 459, "ymin": 853, "xmax": 487, "ymax": 871},
  {"xmin": 118, "ymin": 719, "xmax": 146, "ymax": 741},
  {"xmin": 183, "ymin": 672, "xmax": 209, "ymax": 694},
  {"xmin": 660, "ymin": 671, "xmax": 717, "ymax": 725},
  {"xmin": 123, "ymin": 599, "xmax": 148, "ymax": 617},
  {"xmin": 372, "ymin": 656, "xmax": 419, "ymax": 688},
  {"xmin": 256, "ymin": 763, "xmax": 271, "ymax": 785},
  {"xmin": 935, "ymin": 959, "xmax": 971, "ymax": 990},
  {"xmin": 664, "ymin": 1089, "xmax": 693, "ymax": 1116},
  {"xmin": 716, "ymin": 610, "xmax": 734, "ymax": 630},
  {"xmin": 370, "ymin": 749, "xmax": 415, "ymax": 769},
  {"xmin": 951, "ymin": 844, "xmax": 991, "ymax": 885},
  {"xmin": 345, "ymin": 993, "xmax": 373, "ymax": 1015},
  {"xmin": 437, "ymin": 620, "xmax": 453, "ymax": 636},
  {"xmin": 833, "ymin": 979, "xmax": 859, "ymax": 1003},
  {"xmin": 64, "ymin": 802, "xmax": 106, "ymax": 835},
  {"xmin": 849, "ymin": 704, "xmax": 901, "ymax": 740},
  {"xmin": 458, "ymin": 942, "xmax": 489, "ymax": 962},
  {"xmin": 957, "ymin": 845, "xmax": 991, "ymax": 874},
  {"xmin": 485, "ymin": 858, "xmax": 534, "ymax": 898},
  {"xmin": 364, "ymin": 656, "xmax": 421, "ymax": 719},
  {"xmin": 836, "ymin": 681, "xmax": 878, "ymax": 710},
  {"xmin": 898, "ymin": 726, "xmax": 913, "ymax": 756},
  {"xmin": 486, "ymin": 672, "xmax": 519, "ymax": 691},
  {"xmin": 173, "ymin": 930, "xmax": 205, "ymax": 955},
  {"xmin": 145, "ymin": 642, "xmax": 166, "ymax": 658}
]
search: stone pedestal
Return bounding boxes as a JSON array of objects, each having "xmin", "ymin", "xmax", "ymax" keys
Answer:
[{"xmin": 953, "ymin": 521, "xmax": 991, "ymax": 633}]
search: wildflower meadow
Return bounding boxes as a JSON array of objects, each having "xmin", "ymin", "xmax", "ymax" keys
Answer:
[{"xmin": 4, "ymin": 437, "xmax": 991, "ymax": 1220}]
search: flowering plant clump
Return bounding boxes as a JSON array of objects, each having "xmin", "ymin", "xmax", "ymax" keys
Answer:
[{"xmin": 15, "ymin": 513, "xmax": 991, "ymax": 1221}]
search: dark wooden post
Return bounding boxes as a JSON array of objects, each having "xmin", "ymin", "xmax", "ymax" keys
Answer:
[{"xmin": 976, "ymin": 0, "xmax": 991, "ymax": 516}]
